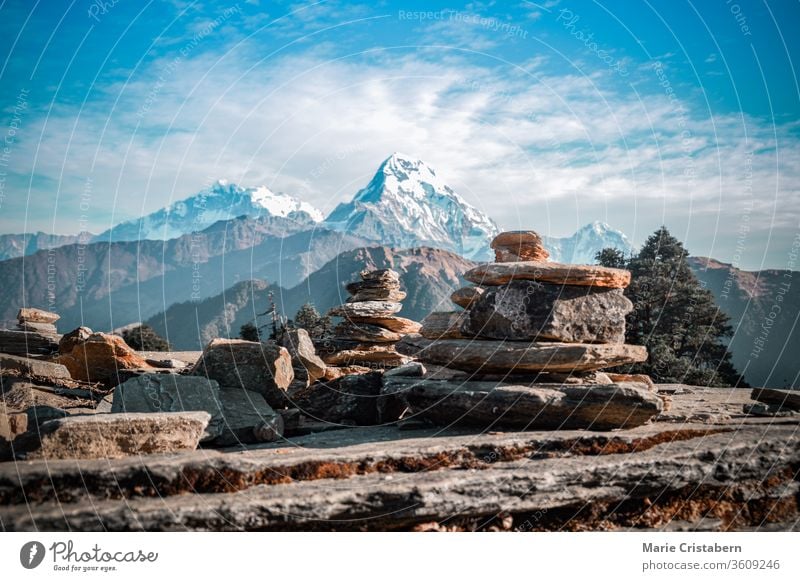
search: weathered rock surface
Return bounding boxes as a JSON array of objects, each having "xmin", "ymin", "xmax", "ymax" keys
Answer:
[
  {"xmin": 383, "ymin": 377, "xmax": 661, "ymax": 430},
  {"xmin": 191, "ymin": 339, "xmax": 294, "ymax": 409},
  {"xmin": 0, "ymin": 402, "xmax": 28, "ymax": 441},
  {"xmin": 1, "ymin": 377, "xmax": 96, "ymax": 411},
  {"xmin": 347, "ymin": 288, "xmax": 407, "ymax": 302},
  {"xmin": 491, "ymin": 231, "xmax": 550, "ymax": 262},
  {"xmin": 398, "ymin": 335, "xmax": 648, "ymax": 373},
  {"xmin": 465, "ymin": 261, "xmax": 631, "ymax": 288},
  {"xmin": 328, "ymin": 301, "xmax": 402, "ymax": 319},
  {"xmin": 333, "ymin": 321, "xmax": 402, "ymax": 343},
  {"xmin": 461, "ymin": 281, "xmax": 632, "ymax": 343},
  {"xmin": 450, "ymin": 286, "xmax": 485, "ymax": 309},
  {"xmin": 57, "ymin": 333, "xmax": 153, "ymax": 386},
  {"xmin": 8, "ymin": 412, "xmax": 210, "ymax": 460},
  {"xmin": 322, "ymin": 365, "xmax": 372, "ymax": 381},
  {"xmin": 751, "ymin": 387, "xmax": 800, "ymax": 412},
  {"xmin": 17, "ymin": 321, "xmax": 58, "ymax": 334},
  {"xmin": 0, "ymin": 329, "xmax": 60, "ymax": 356},
  {"xmin": 292, "ymin": 372, "xmax": 389, "ymax": 425},
  {"xmin": 322, "ymin": 347, "xmax": 409, "ymax": 368},
  {"xmin": 111, "ymin": 375, "xmax": 224, "ymax": 441},
  {"xmin": 281, "ymin": 329, "xmax": 326, "ymax": 383},
  {"xmin": 419, "ymin": 311, "xmax": 467, "ymax": 340},
  {"xmin": 17, "ymin": 308, "xmax": 60, "ymax": 324},
  {"xmin": 346, "ymin": 316, "xmax": 421, "ymax": 334},
  {"xmin": 58, "ymin": 326, "xmax": 93, "ymax": 355},
  {"xmin": 0, "ymin": 353, "xmax": 71, "ymax": 379},
  {"xmin": 215, "ymin": 388, "xmax": 283, "ymax": 445}
]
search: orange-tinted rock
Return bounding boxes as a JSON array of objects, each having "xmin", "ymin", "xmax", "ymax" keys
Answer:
[
  {"xmin": 491, "ymin": 231, "xmax": 550, "ymax": 262},
  {"xmin": 450, "ymin": 286, "xmax": 485, "ymax": 309},
  {"xmin": 57, "ymin": 333, "xmax": 152, "ymax": 386},
  {"xmin": 465, "ymin": 261, "xmax": 631, "ymax": 288}
]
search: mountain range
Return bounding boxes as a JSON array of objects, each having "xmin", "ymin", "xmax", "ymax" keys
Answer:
[{"xmin": 0, "ymin": 153, "xmax": 795, "ymax": 387}]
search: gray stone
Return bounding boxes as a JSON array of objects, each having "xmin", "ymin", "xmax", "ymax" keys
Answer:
[
  {"xmin": 281, "ymin": 329, "xmax": 326, "ymax": 383},
  {"xmin": 333, "ymin": 321, "xmax": 402, "ymax": 343},
  {"xmin": 461, "ymin": 281, "xmax": 632, "ymax": 343},
  {"xmin": 346, "ymin": 316, "xmax": 421, "ymax": 334},
  {"xmin": 214, "ymin": 388, "xmax": 283, "ymax": 446},
  {"xmin": 328, "ymin": 301, "xmax": 403, "ymax": 319},
  {"xmin": 347, "ymin": 288, "xmax": 406, "ymax": 302},
  {"xmin": 419, "ymin": 311, "xmax": 467, "ymax": 340},
  {"xmin": 450, "ymin": 286, "xmax": 485, "ymax": 309},
  {"xmin": 111, "ymin": 374, "xmax": 224, "ymax": 441},
  {"xmin": 751, "ymin": 388, "xmax": 800, "ymax": 412},
  {"xmin": 17, "ymin": 321, "xmax": 58, "ymax": 335},
  {"xmin": 0, "ymin": 330, "xmax": 60, "ymax": 356},
  {"xmin": 0, "ymin": 353, "xmax": 71, "ymax": 379},
  {"xmin": 383, "ymin": 362, "xmax": 426, "ymax": 377}
]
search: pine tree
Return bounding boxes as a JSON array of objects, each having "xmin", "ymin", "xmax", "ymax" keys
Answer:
[
  {"xmin": 594, "ymin": 247, "xmax": 627, "ymax": 269},
  {"xmin": 239, "ymin": 322, "xmax": 260, "ymax": 342},
  {"xmin": 597, "ymin": 227, "xmax": 746, "ymax": 387},
  {"xmin": 293, "ymin": 302, "xmax": 332, "ymax": 339},
  {"xmin": 121, "ymin": 324, "xmax": 171, "ymax": 351}
]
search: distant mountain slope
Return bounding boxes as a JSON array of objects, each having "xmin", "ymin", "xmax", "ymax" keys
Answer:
[
  {"xmin": 543, "ymin": 221, "xmax": 635, "ymax": 265},
  {"xmin": 0, "ymin": 232, "xmax": 85, "ymax": 262},
  {"xmin": 689, "ymin": 257, "xmax": 799, "ymax": 388},
  {"xmin": 96, "ymin": 180, "xmax": 323, "ymax": 242},
  {"xmin": 149, "ymin": 245, "xmax": 475, "ymax": 350},
  {"xmin": 324, "ymin": 153, "xmax": 499, "ymax": 260}
]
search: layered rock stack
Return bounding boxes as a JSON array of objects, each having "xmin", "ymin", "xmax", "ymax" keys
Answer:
[
  {"xmin": 320, "ymin": 269, "xmax": 421, "ymax": 375},
  {"xmin": 0, "ymin": 308, "xmax": 61, "ymax": 356},
  {"xmin": 391, "ymin": 231, "xmax": 662, "ymax": 430}
]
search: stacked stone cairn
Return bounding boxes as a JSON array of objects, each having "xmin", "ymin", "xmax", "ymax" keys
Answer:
[
  {"xmin": 320, "ymin": 269, "xmax": 421, "ymax": 376},
  {"xmin": 0, "ymin": 308, "xmax": 62, "ymax": 356},
  {"xmin": 390, "ymin": 231, "xmax": 664, "ymax": 431}
]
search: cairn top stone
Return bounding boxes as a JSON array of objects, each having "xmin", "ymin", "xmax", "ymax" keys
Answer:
[
  {"xmin": 465, "ymin": 261, "xmax": 631, "ymax": 288},
  {"xmin": 491, "ymin": 231, "xmax": 550, "ymax": 262},
  {"xmin": 360, "ymin": 269, "xmax": 400, "ymax": 284},
  {"xmin": 17, "ymin": 308, "xmax": 60, "ymax": 324}
]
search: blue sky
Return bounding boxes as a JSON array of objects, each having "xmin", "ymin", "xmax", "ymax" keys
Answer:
[{"xmin": 0, "ymin": 0, "xmax": 798, "ymax": 269}]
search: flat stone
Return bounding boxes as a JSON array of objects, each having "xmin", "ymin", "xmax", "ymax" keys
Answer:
[
  {"xmin": 419, "ymin": 311, "xmax": 467, "ymax": 340},
  {"xmin": 461, "ymin": 281, "xmax": 632, "ymax": 343},
  {"xmin": 144, "ymin": 358, "xmax": 188, "ymax": 370},
  {"xmin": 397, "ymin": 335, "xmax": 648, "ymax": 373},
  {"xmin": 346, "ymin": 316, "xmax": 421, "ymax": 334},
  {"xmin": 322, "ymin": 365, "xmax": 372, "ymax": 381},
  {"xmin": 450, "ymin": 286, "xmax": 485, "ymax": 309},
  {"xmin": 384, "ymin": 362, "xmax": 427, "ymax": 377},
  {"xmin": 345, "ymin": 280, "xmax": 401, "ymax": 295},
  {"xmin": 214, "ymin": 388, "xmax": 283, "ymax": 446},
  {"xmin": 58, "ymin": 326, "xmax": 93, "ymax": 355},
  {"xmin": 17, "ymin": 308, "xmax": 60, "ymax": 324},
  {"xmin": 281, "ymin": 329, "xmax": 326, "ymax": 383},
  {"xmin": 17, "ymin": 322, "xmax": 58, "ymax": 334},
  {"xmin": 0, "ymin": 329, "xmax": 60, "ymax": 356},
  {"xmin": 328, "ymin": 301, "xmax": 403, "ymax": 319},
  {"xmin": 8, "ymin": 412, "xmax": 210, "ymax": 460},
  {"xmin": 111, "ymin": 375, "xmax": 224, "ymax": 441},
  {"xmin": 751, "ymin": 388, "xmax": 800, "ymax": 412},
  {"xmin": 322, "ymin": 347, "xmax": 409, "ymax": 368},
  {"xmin": 57, "ymin": 333, "xmax": 153, "ymax": 386},
  {"xmin": 0, "ymin": 377, "xmax": 95, "ymax": 411},
  {"xmin": 383, "ymin": 377, "xmax": 662, "ymax": 430},
  {"xmin": 0, "ymin": 353, "xmax": 71, "ymax": 379},
  {"xmin": 360, "ymin": 269, "xmax": 400, "ymax": 285},
  {"xmin": 291, "ymin": 372, "xmax": 391, "ymax": 425},
  {"xmin": 0, "ymin": 402, "xmax": 28, "ymax": 441},
  {"xmin": 347, "ymin": 288, "xmax": 407, "ymax": 302},
  {"xmin": 607, "ymin": 373, "xmax": 656, "ymax": 391},
  {"xmin": 191, "ymin": 339, "xmax": 294, "ymax": 409},
  {"xmin": 465, "ymin": 261, "xmax": 631, "ymax": 288},
  {"xmin": 333, "ymin": 321, "xmax": 402, "ymax": 343},
  {"xmin": 491, "ymin": 231, "xmax": 550, "ymax": 262}
]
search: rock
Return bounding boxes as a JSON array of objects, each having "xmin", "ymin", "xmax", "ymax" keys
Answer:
[
  {"xmin": 742, "ymin": 403, "xmax": 797, "ymax": 418},
  {"xmin": 322, "ymin": 347, "xmax": 409, "ymax": 368},
  {"xmin": 281, "ymin": 329, "xmax": 326, "ymax": 383},
  {"xmin": 214, "ymin": 388, "xmax": 283, "ymax": 446},
  {"xmin": 0, "ymin": 402, "xmax": 28, "ymax": 441},
  {"xmin": 450, "ymin": 286, "xmax": 485, "ymax": 309},
  {"xmin": 419, "ymin": 311, "xmax": 468, "ymax": 340},
  {"xmin": 384, "ymin": 362, "xmax": 426, "ymax": 377},
  {"xmin": 397, "ymin": 335, "xmax": 648, "ymax": 373},
  {"xmin": 57, "ymin": 333, "xmax": 153, "ymax": 386},
  {"xmin": 328, "ymin": 301, "xmax": 403, "ymax": 319},
  {"xmin": 751, "ymin": 388, "xmax": 800, "ymax": 412},
  {"xmin": 17, "ymin": 321, "xmax": 58, "ymax": 334},
  {"xmin": 58, "ymin": 326, "xmax": 93, "ymax": 355},
  {"xmin": 0, "ymin": 377, "xmax": 98, "ymax": 411},
  {"xmin": 333, "ymin": 321, "xmax": 402, "ymax": 343},
  {"xmin": 383, "ymin": 378, "xmax": 662, "ymax": 430},
  {"xmin": 17, "ymin": 308, "xmax": 60, "ymax": 324},
  {"xmin": 607, "ymin": 373, "xmax": 656, "ymax": 391},
  {"xmin": 360, "ymin": 268, "xmax": 400, "ymax": 285},
  {"xmin": 0, "ymin": 353, "xmax": 71, "ymax": 379},
  {"xmin": 292, "ymin": 372, "xmax": 388, "ymax": 425},
  {"xmin": 490, "ymin": 231, "xmax": 550, "ymax": 262},
  {"xmin": 144, "ymin": 358, "xmax": 188, "ymax": 370},
  {"xmin": 0, "ymin": 329, "xmax": 60, "ymax": 356},
  {"xmin": 464, "ymin": 261, "xmax": 631, "ymax": 288},
  {"xmin": 111, "ymin": 375, "xmax": 224, "ymax": 441},
  {"xmin": 9, "ymin": 412, "xmax": 210, "ymax": 460},
  {"xmin": 322, "ymin": 365, "xmax": 372, "ymax": 381},
  {"xmin": 345, "ymin": 279, "xmax": 401, "ymax": 295},
  {"xmin": 461, "ymin": 281, "xmax": 632, "ymax": 343},
  {"xmin": 191, "ymin": 339, "xmax": 294, "ymax": 409},
  {"xmin": 347, "ymin": 288, "xmax": 407, "ymax": 302},
  {"xmin": 24, "ymin": 405, "xmax": 69, "ymax": 427},
  {"xmin": 347, "ymin": 316, "xmax": 421, "ymax": 334}
]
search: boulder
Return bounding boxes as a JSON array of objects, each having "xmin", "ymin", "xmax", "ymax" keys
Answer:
[
  {"xmin": 281, "ymin": 329, "xmax": 326, "ymax": 383},
  {"xmin": 419, "ymin": 311, "xmax": 468, "ymax": 340},
  {"xmin": 347, "ymin": 288, "xmax": 407, "ymax": 303},
  {"xmin": 1, "ymin": 377, "xmax": 95, "ymax": 411},
  {"xmin": 57, "ymin": 333, "xmax": 153, "ymax": 386},
  {"xmin": 490, "ymin": 231, "xmax": 550, "ymax": 262},
  {"xmin": 0, "ymin": 329, "xmax": 59, "ymax": 356},
  {"xmin": 191, "ymin": 339, "xmax": 294, "ymax": 409},
  {"xmin": 450, "ymin": 286, "xmax": 485, "ymax": 309},
  {"xmin": 461, "ymin": 281, "xmax": 632, "ymax": 343},
  {"xmin": 214, "ymin": 388, "xmax": 284, "ymax": 446},
  {"xmin": 322, "ymin": 365, "xmax": 372, "ymax": 381},
  {"xmin": 397, "ymin": 335, "xmax": 648, "ymax": 373},
  {"xmin": 0, "ymin": 353, "xmax": 71, "ymax": 379},
  {"xmin": 58, "ymin": 326, "xmax": 93, "ymax": 355},
  {"xmin": 328, "ymin": 301, "xmax": 403, "ymax": 319},
  {"xmin": 322, "ymin": 347, "xmax": 409, "ymax": 368},
  {"xmin": 345, "ymin": 316, "xmax": 421, "ymax": 334},
  {"xmin": 17, "ymin": 308, "xmax": 60, "ymax": 324},
  {"xmin": 17, "ymin": 321, "xmax": 58, "ymax": 334},
  {"xmin": 111, "ymin": 375, "xmax": 224, "ymax": 441},
  {"xmin": 464, "ymin": 261, "xmax": 631, "ymax": 288},
  {"xmin": 333, "ymin": 321, "xmax": 402, "ymax": 343},
  {"xmin": 360, "ymin": 268, "xmax": 400, "ymax": 285},
  {"xmin": 751, "ymin": 388, "xmax": 800, "ymax": 412},
  {"xmin": 292, "ymin": 372, "xmax": 389, "ymax": 425},
  {"xmin": 8, "ymin": 412, "xmax": 210, "ymax": 460},
  {"xmin": 382, "ymin": 377, "xmax": 662, "ymax": 430},
  {"xmin": 0, "ymin": 402, "xmax": 28, "ymax": 441}
]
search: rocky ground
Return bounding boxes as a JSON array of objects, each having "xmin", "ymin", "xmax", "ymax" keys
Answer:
[{"xmin": 1, "ymin": 385, "xmax": 798, "ymax": 532}]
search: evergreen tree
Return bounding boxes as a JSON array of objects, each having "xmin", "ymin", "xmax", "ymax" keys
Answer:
[
  {"xmin": 594, "ymin": 247, "xmax": 627, "ymax": 269},
  {"xmin": 121, "ymin": 324, "xmax": 171, "ymax": 351},
  {"xmin": 292, "ymin": 302, "xmax": 332, "ymax": 339},
  {"xmin": 239, "ymin": 322, "xmax": 260, "ymax": 342},
  {"xmin": 599, "ymin": 227, "xmax": 745, "ymax": 387}
]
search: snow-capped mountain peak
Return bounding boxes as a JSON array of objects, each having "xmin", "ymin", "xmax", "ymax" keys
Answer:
[
  {"xmin": 325, "ymin": 153, "xmax": 499, "ymax": 259},
  {"xmin": 96, "ymin": 180, "xmax": 323, "ymax": 243},
  {"xmin": 543, "ymin": 221, "xmax": 635, "ymax": 265}
]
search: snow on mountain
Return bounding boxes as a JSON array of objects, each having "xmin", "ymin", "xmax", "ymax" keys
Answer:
[
  {"xmin": 543, "ymin": 221, "xmax": 635, "ymax": 265},
  {"xmin": 324, "ymin": 153, "xmax": 499, "ymax": 260},
  {"xmin": 96, "ymin": 180, "xmax": 323, "ymax": 243}
]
